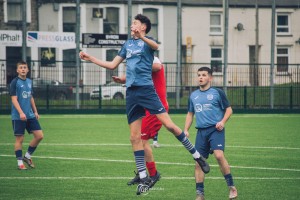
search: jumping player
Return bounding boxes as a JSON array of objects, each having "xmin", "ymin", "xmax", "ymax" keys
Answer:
[
  {"xmin": 79, "ymin": 14, "xmax": 210, "ymax": 195},
  {"xmin": 114, "ymin": 57, "xmax": 168, "ymax": 186}
]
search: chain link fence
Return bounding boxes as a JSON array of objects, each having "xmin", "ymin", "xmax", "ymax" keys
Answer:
[{"xmin": 0, "ymin": 60, "xmax": 299, "ymax": 112}]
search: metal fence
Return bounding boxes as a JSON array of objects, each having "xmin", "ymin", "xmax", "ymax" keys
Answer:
[{"xmin": 0, "ymin": 60, "xmax": 299, "ymax": 113}]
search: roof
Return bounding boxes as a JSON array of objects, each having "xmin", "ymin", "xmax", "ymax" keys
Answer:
[{"xmin": 39, "ymin": 0, "xmax": 300, "ymax": 8}]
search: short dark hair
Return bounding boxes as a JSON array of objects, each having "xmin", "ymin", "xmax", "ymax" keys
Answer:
[
  {"xmin": 198, "ymin": 66, "xmax": 213, "ymax": 76},
  {"xmin": 17, "ymin": 60, "xmax": 27, "ymax": 67},
  {"xmin": 135, "ymin": 14, "xmax": 151, "ymax": 34}
]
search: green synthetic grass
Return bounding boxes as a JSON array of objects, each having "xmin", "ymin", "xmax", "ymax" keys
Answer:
[
  {"xmin": 0, "ymin": 114, "xmax": 300, "ymax": 200},
  {"xmin": 1, "ymin": 86, "xmax": 300, "ymax": 110}
]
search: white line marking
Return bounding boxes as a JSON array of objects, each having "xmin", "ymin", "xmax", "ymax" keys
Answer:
[
  {"xmin": 0, "ymin": 176, "xmax": 299, "ymax": 180},
  {"xmin": 0, "ymin": 154, "xmax": 299, "ymax": 172},
  {"xmin": 227, "ymin": 145, "xmax": 300, "ymax": 150},
  {"xmin": 0, "ymin": 114, "xmax": 299, "ymax": 119},
  {"xmin": 0, "ymin": 115, "xmax": 125, "ymax": 119},
  {"xmin": 0, "ymin": 143, "xmax": 299, "ymax": 150}
]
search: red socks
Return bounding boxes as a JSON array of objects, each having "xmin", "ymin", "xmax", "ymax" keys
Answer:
[{"xmin": 146, "ymin": 162, "xmax": 157, "ymax": 177}]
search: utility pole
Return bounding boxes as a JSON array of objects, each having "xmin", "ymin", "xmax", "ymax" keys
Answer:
[
  {"xmin": 176, "ymin": 0, "xmax": 182, "ymax": 109},
  {"xmin": 255, "ymin": 0, "xmax": 259, "ymax": 86},
  {"xmin": 75, "ymin": 0, "xmax": 81, "ymax": 109},
  {"xmin": 22, "ymin": 0, "xmax": 27, "ymax": 61},
  {"xmin": 127, "ymin": 0, "xmax": 132, "ymax": 39},
  {"xmin": 223, "ymin": 0, "xmax": 229, "ymax": 94},
  {"xmin": 270, "ymin": 0, "xmax": 275, "ymax": 109}
]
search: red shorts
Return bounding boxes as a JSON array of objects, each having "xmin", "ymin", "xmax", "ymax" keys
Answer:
[{"xmin": 141, "ymin": 102, "xmax": 169, "ymax": 140}]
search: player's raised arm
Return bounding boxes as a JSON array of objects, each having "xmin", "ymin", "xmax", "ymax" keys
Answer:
[
  {"xmin": 130, "ymin": 14, "xmax": 159, "ymax": 50},
  {"xmin": 79, "ymin": 51, "xmax": 124, "ymax": 70},
  {"xmin": 140, "ymin": 36, "xmax": 159, "ymax": 50},
  {"xmin": 112, "ymin": 75, "xmax": 126, "ymax": 84},
  {"xmin": 152, "ymin": 57, "xmax": 162, "ymax": 72},
  {"xmin": 132, "ymin": 27, "xmax": 158, "ymax": 50}
]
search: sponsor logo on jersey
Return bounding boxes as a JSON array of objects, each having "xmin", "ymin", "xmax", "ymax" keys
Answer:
[
  {"xmin": 126, "ymin": 49, "xmax": 133, "ymax": 58},
  {"xmin": 195, "ymin": 103, "xmax": 212, "ymax": 112},
  {"xmin": 195, "ymin": 104, "xmax": 202, "ymax": 112},
  {"xmin": 22, "ymin": 91, "xmax": 31, "ymax": 98}
]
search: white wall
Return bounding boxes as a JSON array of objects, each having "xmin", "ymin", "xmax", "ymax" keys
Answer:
[{"xmin": 30, "ymin": 3, "xmax": 300, "ymax": 87}]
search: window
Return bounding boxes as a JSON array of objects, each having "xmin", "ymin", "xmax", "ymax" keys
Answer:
[
  {"xmin": 277, "ymin": 48, "xmax": 288, "ymax": 72},
  {"xmin": 5, "ymin": 0, "xmax": 31, "ymax": 23},
  {"xmin": 104, "ymin": 7, "xmax": 119, "ymax": 34},
  {"xmin": 106, "ymin": 49, "xmax": 119, "ymax": 84},
  {"xmin": 211, "ymin": 48, "xmax": 223, "ymax": 73},
  {"xmin": 210, "ymin": 12, "xmax": 222, "ymax": 35},
  {"xmin": 63, "ymin": 49, "xmax": 77, "ymax": 84},
  {"xmin": 143, "ymin": 8, "xmax": 158, "ymax": 41},
  {"xmin": 7, "ymin": 0, "xmax": 21, "ymax": 21},
  {"xmin": 277, "ymin": 13, "xmax": 290, "ymax": 34},
  {"xmin": 63, "ymin": 7, "xmax": 76, "ymax": 32}
]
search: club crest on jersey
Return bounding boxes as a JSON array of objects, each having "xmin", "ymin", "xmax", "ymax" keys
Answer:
[
  {"xmin": 207, "ymin": 94, "xmax": 213, "ymax": 100},
  {"xmin": 195, "ymin": 104, "xmax": 202, "ymax": 112},
  {"xmin": 28, "ymin": 83, "xmax": 31, "ymax": 88},
  {"xmin": 138, "ymin": 41, "xmax": 144, "ymax": 47}
]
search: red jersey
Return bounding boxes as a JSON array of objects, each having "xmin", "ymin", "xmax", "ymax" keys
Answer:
[
  {"xmin": 141, "ymin": 65, "xmax": 168, "ymax": 140},
  {"xmin": 152, "ymin": 65, "xmax": 168, "ymax": 107}
]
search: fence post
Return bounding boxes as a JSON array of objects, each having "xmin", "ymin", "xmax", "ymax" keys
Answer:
[
  {"xmin": 46, "ymin": 85, "xmax": 49, "ymax": 111},
  {"xmin": 290, "ymin": 86, "xmax": 293, "ymax": 109},
  {"xmin": 244, "ymin": 86, "xmax": 247, "ymax": 109},
  {"xmin": 98, "ymin": 85, "xmax": 102, "ymax": 110},
  {"xmin": 253, "ymin": 86, "xmax": 256, "ymax": 106}
]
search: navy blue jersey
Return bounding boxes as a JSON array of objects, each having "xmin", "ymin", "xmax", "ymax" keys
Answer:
[
  {"xmin": 188, "ymin": 87, "xmax": 230, "ymax": 128},
  {"xmin": 9, "ymin": 77, "xmax": 35, "ymax": 120},
  {"xmin": 118, "ymin": 36, "xmax": 155, "ymax": 87}
]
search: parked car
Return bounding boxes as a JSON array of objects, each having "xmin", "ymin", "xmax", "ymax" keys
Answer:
[
  {"xmin": 0, "ymin": 86, "xmax": 8, "ymax": 95},
  {"xmin": 32, "ymin": 78, "xmax": 74, "ymax": 100},
  {"xmin": 90, "ymin": 82, "xmax": 126, "ymax": 100}
]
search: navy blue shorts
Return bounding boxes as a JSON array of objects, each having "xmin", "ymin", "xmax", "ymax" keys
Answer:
[
  {"xmin": 195, "ymin": 126, "xmax": 225, "ymax": 159},
  {"xmin": 12, "ymin": 118, "xmax": 42, "ymax": 136},
  {"xmin": 126, "ymin": 85, "xmax": 166, "ymax": 124}
]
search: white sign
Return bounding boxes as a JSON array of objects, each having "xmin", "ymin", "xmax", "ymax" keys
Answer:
[
  {"xmin": 0, "ymin": 31, "xmax": 22, "ymax": 46},
  {"xmin": 27, "ymin": 31, "xmax": 76, "ymax": 49}
]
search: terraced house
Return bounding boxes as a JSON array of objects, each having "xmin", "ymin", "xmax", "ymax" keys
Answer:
[{"xmin": 0, "ymin": 0, "xmax": 299, "ymax": 93}]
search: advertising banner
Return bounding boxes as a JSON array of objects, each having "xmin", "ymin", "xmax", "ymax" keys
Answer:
[
  {"xmin": 82, "ymin": 33, "xmax": 127, "ymax": 48},
  {"xmin": 27, "ymin": 31, "xmax": 75, "ymax": 49},
  {"xmin": 0, "ymin": 30, "xmax": 22, "ymax": 46}
]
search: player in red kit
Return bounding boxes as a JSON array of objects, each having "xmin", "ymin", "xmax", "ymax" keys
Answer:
[{"xmin": 141, "ymin": 56, "xmax": 168, "ymax": 145}]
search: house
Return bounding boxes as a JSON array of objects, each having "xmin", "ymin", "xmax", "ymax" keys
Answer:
[{"xmin": 0, "ymin": 0, "xmax": 299, "ymax": 88}]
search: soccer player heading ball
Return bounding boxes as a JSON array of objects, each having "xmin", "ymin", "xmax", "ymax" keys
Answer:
[
  {"xmin": 113, "ymin": 57, "xmax": 167, "ymax": 187},
  {"xmin": 79, "ymin": 14, "xmax": 210, "ymax": 195}
]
